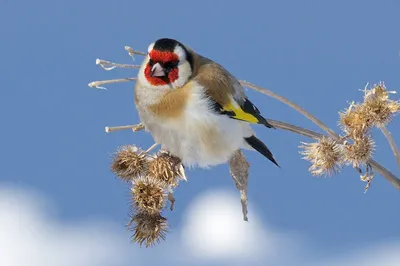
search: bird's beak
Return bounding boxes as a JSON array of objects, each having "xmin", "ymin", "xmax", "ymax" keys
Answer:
[{"xmin": 151, "ymin": 63, "xmax": 166, "ymax": 77}]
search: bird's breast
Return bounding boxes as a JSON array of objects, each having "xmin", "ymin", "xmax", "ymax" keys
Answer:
[
  {"xmin": 146, "ymin": 85, "xmax": 190, "ymax": 120},
  {"xmin": 136, "ymin": 82, "xmax": 250, "ymax": 167}
]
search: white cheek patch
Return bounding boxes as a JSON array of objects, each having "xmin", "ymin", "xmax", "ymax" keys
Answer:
[
  {"xmin": 174, "ymin": 45, "xmax": 187, "ymax": 62},
  {"xmin": 172, "ymin": 61, "xmax": 192, "ymax": 88}
]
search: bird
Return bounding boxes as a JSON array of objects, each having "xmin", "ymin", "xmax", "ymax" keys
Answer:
[{"xmin": 134, "ymin": 38, "xmax": 279, "ymax": 169}]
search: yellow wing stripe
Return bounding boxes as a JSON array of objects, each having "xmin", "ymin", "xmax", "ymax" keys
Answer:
[{"xmin": 222, "ymin": 101, "xmax": 259, "ymax": 124}]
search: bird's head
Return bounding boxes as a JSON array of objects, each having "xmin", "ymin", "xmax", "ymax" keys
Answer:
[{"xmin": 140, "ymin": 38, "xmax": 194, "ymax": 89}]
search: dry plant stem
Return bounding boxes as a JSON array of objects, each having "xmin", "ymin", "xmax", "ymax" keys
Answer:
[
  {"xmin": 240, "ymin": 81, "xmax": 339, "ymax": 138},
  {"xmin": 145, "ymin": 143, "xmax": 159, "ymax": 153},
  {"xmin": 105, "ymin": 124, "xmax": 144, "ymax": 133},
  {"xmin": 132, "ymin": 123, "xmax": 145, "ymax": 132},
  {"xmin": 368, "ymin": 159, "xmax": 400, "ymax": 190},
  {"xmin": 88, "ymin": 78, "xmax": 137, "ymax": 89},
  {"xmin": 125, "ymin": 46, "xmax": 147, "ymax": 56},
  {"xmin": 380, "ymin": 126, "xmax": 400, "ymax": 168},
  {"xmin": 268, "ymin": 119, "xmax": 320, "ymax": 138},
  {"xmin": 96, "ymin": 59, "xmax": 141, "ymax": 70}
]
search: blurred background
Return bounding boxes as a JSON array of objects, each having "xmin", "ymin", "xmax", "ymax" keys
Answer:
[{"xmin": 1, "ymin": 0, "xmax": 399, "ymax": 265}]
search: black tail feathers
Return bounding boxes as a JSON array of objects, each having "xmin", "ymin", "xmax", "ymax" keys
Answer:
[{"xmin": 244, "ymin": 135, "xmax": 279, "ymax": 167}]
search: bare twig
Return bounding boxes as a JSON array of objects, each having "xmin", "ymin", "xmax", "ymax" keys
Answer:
[
  {"xmin": 268, "ymin": 119, "xmax": 322, "ymax": 139},
  {"xmin": 96, "ymin": 59, "xmax": 140, "ymax": 70},
  {"xmin": 380, "ymin": 126, "xmax": 400, "ymax": 168},
  {"xmin": 105, "ymin": 123, "xmax": 144, "ymax": 133},
  {"xmin": 145, "ymin": 143, "xmax": 159, "ymax": 153},
  {"xmin": 125, "ymin": 46, "xmax": 147, "ymax": 57},
  {"xmin": 369, "ymin": 159, "xmax": 400, "ymax": 190},
  {"xmin": 88, "ymin": 78, "xmax": 137, "ymax": 90}
]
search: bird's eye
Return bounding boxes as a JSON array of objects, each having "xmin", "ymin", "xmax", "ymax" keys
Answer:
[
  {"xmin": 164, "ymin": 61, "xmax": 179, "ymax": 74},
  {"xmin": 148, "ymin": 59, "xmax": 154, "ymax": 66},
  {"xmin": 164, "ymin": 61, "xmax": 179, "ymax": 69}
]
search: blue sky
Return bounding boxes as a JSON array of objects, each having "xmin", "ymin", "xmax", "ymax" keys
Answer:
[{"xmin": 1, "ymin": 0, "xmax": 400, "ymax": 265}]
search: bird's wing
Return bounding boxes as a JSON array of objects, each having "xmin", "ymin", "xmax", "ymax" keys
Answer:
[{"xmin": 195, "ymin": 56, "xmax": 274, "ymax": 128}]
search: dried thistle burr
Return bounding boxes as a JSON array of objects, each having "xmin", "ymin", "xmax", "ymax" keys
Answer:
[
  {"xmin": 343, "ymin": 134, "xmax": 375, "ymax": 168},
  {"xmin": 339, "ymin": 102, "xmax": 371, "ymax": 137},
  {"xmin": 128, "ymin": 211, "xmax": 168, "ymax": 247},
  {"xmin": 131, "ymin": 176, "xmax": 166, "ymax": 214},
  {"xmin": 300, "ymin": 136, "xmax": 344, "ymax": 176},
  {"xmin": 148, "ymin": 150, "xmax": 186, "ymax": 187},
  {"xmin": 362, "ymin": 84, "xmax": 400, "ymax": 127},
  {"xmin": 111, "ymin": 145, "xmax": 148, "ymax": 182}
]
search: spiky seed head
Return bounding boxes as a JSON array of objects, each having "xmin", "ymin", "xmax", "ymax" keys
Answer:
[
  {"xmin": 339, "ymin": 102, "xmax": 371, "ymax": 137},
  {"xmin": 111, "ymin": 145, "xmax": 148, "ymax": 182},
  {"xmin": 300, "ymin": 137, "xmax": 344, "ymax": 177},
  {"xmin": 148, "ymin": 151, "xmax": 183, "ymax": 187},
  {"xmin": 131, "ymin": 176, "xmax": 165, "ymax": 214},
  {"xmin": 363, "ymin": 83, "xmax": 391, "ymax": 101},
  {"xmin": 362, "ymin": 84, "xmax": 400, "ymax": 127},
  {"xmin": 343, "ymin": 134, "xmax": 375, "ymax": 168},
  {"xmin": 128, "ymin": 211, "xmax": 168, "ymax": 248}
]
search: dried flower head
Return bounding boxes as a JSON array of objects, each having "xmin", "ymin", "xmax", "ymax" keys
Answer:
[
  {"xmin": 339, "ymin": 102, "xmax": 371, "ymax": 137},
  {"xmin": 361, "ymin": 83, "xmax": 400, "ymax": 127},
  {"xmin": 343, "ymin": 134, "xmax": 375, "ymax": 168},
  {"xmin": 128, "ymin": 211, "xmax": 168, "ymax": 247},
  {"xmin": 131, "ymin": 176, "xmax": 165, "ymax": 214},
  {"xmin": 148, "ymin": 151, "xmax": 185, "ymax": 187},
  {"xmin": 111, "ymin": 145, "xmax": 148, "ymax": 182},
  {"xmin": 300, "ymin": 137, "xmax": 344, "ymax": 176}
]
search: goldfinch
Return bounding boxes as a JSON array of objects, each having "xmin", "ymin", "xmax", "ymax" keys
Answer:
[{"xmin": 134, "ymin": 38, "xmax": 279, "ymax": 168}]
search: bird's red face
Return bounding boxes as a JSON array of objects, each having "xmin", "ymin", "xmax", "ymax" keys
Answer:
[
  {"xmin": 141, "ymin": 38, "xmax": 194, "ymax": 89},
  {"xmin": 144, "ymin": 50, "xmax": 180, "ymax": 86}
]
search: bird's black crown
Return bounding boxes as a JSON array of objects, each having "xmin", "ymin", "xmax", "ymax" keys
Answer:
[{"xmin": 153, "ymin": 38, "xmax": 181, "ymax": 52}]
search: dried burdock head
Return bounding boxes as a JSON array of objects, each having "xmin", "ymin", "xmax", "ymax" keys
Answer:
[
  {"xmin": 111, "ymin": 145, "xmax": 148, "ymax": 182},
  {"xmin": 339, "ymin": 102, "xmax": 371, "ymax": 137},
  {"xmin": 131, "ymin": 176, "xmax": 165, "ymax": 214},
  {"xmin": 148, "ymin": 150, "xmax": 186, "ymax": 187},
  {"xmin": 300, "ymin": 136, "xmax": 344, "ymax": 177},
  {"xmin": 343, "ymin": 134, "xmax": 375, "ymax": 168},
  {"xmin": 361, "ymin": 83, "xmax": 400, "ymax": 127},
  {"xmin": 128, "ymin": 211, "xmax": 168, "ymax": 247}
]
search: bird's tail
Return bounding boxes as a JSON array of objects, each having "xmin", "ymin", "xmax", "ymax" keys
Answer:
[{"xmin": 244, "ymin": 135, "xmax": 279, "ymax": 167}]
